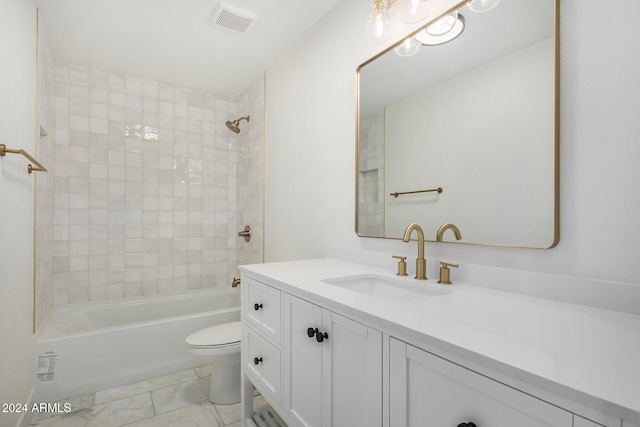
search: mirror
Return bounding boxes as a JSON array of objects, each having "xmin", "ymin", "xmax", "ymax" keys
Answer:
[{"xmin": 356, "ymin": 0, "xmax": 558, "ymax": 248}]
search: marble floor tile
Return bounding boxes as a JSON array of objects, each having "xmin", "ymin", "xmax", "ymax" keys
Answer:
[
  {"xmin": 94, "ymin": 368, "xmax": 198, "ymax": 405},
  {"xmin": 215, "ymin": 395, "xmax": 269, "ymax": 425},
  {"xmin": 30, "ymin": 393, "xmax": 154, "ymax": 427},
  {"xmin": 30, "ymin": 393, "xmax": 95, "ymax": 422},
  {"xmin": 151, "ymin": 377, "xmax": 210, "ymax": 415},
  {"xmin": 124, "ymin": 401, "xmax": 225, "ymax": 427},
  {"xmin": 194, "ymin": 364, "xmax": 213, "ymax": 378}
]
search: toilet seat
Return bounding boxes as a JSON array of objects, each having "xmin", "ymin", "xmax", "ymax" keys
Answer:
[{"xmin": 186, "ymin": 321, "xmax": 241, "ymax": 349}]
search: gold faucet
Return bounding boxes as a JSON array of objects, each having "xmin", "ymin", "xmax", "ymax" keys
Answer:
[
  {"xmin": 436, "ymin": 223, "xmax": 462, "ymax": 242},
  {"xmin": 402, "ymin": 223, "xmax": 427, "ymax": 280}
]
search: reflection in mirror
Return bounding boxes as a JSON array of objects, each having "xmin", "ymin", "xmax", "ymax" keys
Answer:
[{"xmin": 356, "ymin": 0, "xmax": 558, "ymax": 248}]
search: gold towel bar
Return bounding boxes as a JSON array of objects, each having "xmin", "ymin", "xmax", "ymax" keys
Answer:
[
  {"xmin": 0, "ymin": 144, "xmax": 48, "ymax": 173},
  {"xmin": 390, "ymin": 187, "xmax": 443, "ymax": 198}
]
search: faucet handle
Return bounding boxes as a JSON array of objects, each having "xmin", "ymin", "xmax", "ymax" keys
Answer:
[
  {"xmin": 392, "ymin": 255, "xmax": 408, "ymax": 276},
  {"xmin": 438, "ymin": 261, "xmax": 459, "ymax": 285}
]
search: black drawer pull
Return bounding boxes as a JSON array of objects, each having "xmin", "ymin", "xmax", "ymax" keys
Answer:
[
  {"xmin": 254, "ymin": 357, "xmax": 263, "ymax": 365},
  {"xmin": 307, "ymin": 327, "xmax": 319, "ymax": 338},
  {"xmin": 457, "ymin": 423, "xmax": 477, "ymax": 427},
  {"xmin": 254, "ymin": 303, "xmax": 263, "ymax": 310},
  {"xmin": 315, "ymin": 331, "xmax": 328, "ymax": 343}
]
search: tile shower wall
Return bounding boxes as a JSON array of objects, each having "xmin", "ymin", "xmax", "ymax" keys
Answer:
[
  {"xmin": 236, "ymin": 75, "xmax": 264, "ymax": 268},
  {"xmin": 52, "ymin": 63, "xmax": 239, "ymax": 304},
  {"xmin": 34, "ymin": 23, "xmax": 56, "ymax": 327},
  {"xmin": 358, "ymin": 110, "xmax": 385, "ymax": 237}
]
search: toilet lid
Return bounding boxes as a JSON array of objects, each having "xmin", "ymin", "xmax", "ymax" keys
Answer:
[{"xmin": 186, "ymin": 321, "xmax": 241, "ymax": 347}]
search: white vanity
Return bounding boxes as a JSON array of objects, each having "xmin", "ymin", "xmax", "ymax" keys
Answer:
[{"xmin": 239, "ymin": 257, "xmax": 640, "ymax": 427}]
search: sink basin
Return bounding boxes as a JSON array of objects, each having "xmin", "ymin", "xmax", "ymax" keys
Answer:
[{"xmin": 322, "ymin": 274, "xmax": 450, "ymax": 303}]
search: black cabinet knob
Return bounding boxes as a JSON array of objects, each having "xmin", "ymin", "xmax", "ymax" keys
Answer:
[
  {"xmin": 307, "ymin": 327, "xmax": 319, "ymax": 338},
  {"xmin": 457, "ymin": 423, "xmax": 477, "ymax": 427},
  {"xmin": 254, "ymin": 357, "xmax": 263, "ymax": 365},
  {"xmin": 254, "ymin": 303, "xmax": 263, "ymax": 310},
  {"xmin": 315, "ymin": 331, "xmax": 328, "ymax": 343}
]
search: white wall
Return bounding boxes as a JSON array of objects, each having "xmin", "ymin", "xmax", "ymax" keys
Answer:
[
  {"xmin": 265, "ymin": 0, "xmax": 640, "ymax": 285},
  {"xmin": 0, "ymin": 0, "xmax": 37, "ymax": 425}
]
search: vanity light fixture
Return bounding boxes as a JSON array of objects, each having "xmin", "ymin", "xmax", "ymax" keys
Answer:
[
  {"xmin": 366, "ymin": 0, "xmax": 432, "ymax": 44},
  {"xmin": 415, "ymin": 11, "xmax": 465, "ymax": 46},
  {"xmin": 394, "ymin": 36, "xmax": 421, "ymax": 56},
  {"xmin": 467, "ymin": 0, "xmax": 500, "ymax": 13},
  {"xmin": 365, "ymin": 0, "xmax": 392, "ymax": 43}
]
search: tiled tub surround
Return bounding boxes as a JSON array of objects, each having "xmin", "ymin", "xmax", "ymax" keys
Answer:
[
  {"xmin": 235, "ymin": 75, "xmax": 265, "ymax": 269},
  {"xmin": 52, "ymin": 63, "xmax": 240, "ymax": 304}
]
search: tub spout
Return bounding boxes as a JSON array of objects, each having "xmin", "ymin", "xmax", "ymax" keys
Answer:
[{"xmin": 231, "ymin": 278, "xmax": 241, "ymax": 287}]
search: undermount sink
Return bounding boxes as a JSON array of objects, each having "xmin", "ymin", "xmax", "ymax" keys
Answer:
[{"xmin": 322, "ymin": 274, "xmax": 450, "ymax": 303}]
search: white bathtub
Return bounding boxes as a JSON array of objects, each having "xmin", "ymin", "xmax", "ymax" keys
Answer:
[{"xmin": 34, "ymin": 287, "xmax": 240, "ymax": 403}]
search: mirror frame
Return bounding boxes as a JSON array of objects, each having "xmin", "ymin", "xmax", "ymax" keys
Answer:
[{"xmin": 355, "ymin": 0, "xmax": 559, "ymax": 248}]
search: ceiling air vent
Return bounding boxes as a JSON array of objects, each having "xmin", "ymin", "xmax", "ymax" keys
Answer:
[{"xmin": 212, "ymin": 2, "xmax": 257, "ymax": 33}]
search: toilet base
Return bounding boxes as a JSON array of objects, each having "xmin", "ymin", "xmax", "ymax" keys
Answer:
[{"xmin": 209, "ymin": 355, "xmax": 241, "ymax": 404}]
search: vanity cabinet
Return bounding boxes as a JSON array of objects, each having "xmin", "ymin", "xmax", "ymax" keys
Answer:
[
  {"xmin": 389, "ymin": 338, "xmax": 572, "ymax": 427},
  {"xmin": 283, "ymin": 294, "xmax": 383, "ymax": 427},
  {"xmin": 241, "ymin": 267, "xmax": 630, "ymax": 427}
]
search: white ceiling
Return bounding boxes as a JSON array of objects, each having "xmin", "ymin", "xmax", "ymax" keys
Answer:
[{"xmin": 35, "ymin": 0, "xmax": 341, "ymax": 98}]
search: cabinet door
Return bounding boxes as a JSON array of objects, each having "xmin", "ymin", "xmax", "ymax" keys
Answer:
[
  {"xmin": 284, "ymin": 294, "xmax": 323, "ymax": 427},
  {"xmin": 389, "ymin": 338, "xmax": 572, "ymax": 427},
  {"xmin": 321, "ymin": 311, "xmax": 382, "ymax": 427}
]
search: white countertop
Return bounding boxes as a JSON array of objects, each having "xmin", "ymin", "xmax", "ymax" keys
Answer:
[{"xmin": 240, "ymin": 257, "xmax": 640, "ymax": 424}]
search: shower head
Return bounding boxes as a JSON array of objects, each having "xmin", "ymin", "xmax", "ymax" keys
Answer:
[{"xmin": 225, "ymin": 115, "xmax": 250, "ymax": 134}]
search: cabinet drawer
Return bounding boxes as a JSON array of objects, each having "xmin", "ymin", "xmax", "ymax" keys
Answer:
[
  {"xmin": 390, "ymin": 339, "xmax": 572, "ymax": 427},
  {"xmin": 245, "ymin": 326, "xmax": 282, "ymax": 405},
  {"xmin": 244, "ymin": 277, "xmax": 281, "ymax": 344}
]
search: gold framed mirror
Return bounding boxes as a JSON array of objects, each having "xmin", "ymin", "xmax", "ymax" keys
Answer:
[{"xmin": 356, "ymin": 0, "xmax": 559, "ymax": 248}]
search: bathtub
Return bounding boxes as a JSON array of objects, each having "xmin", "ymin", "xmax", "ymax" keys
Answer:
[{"xmin": 34, "ymin": 287, "xmax": 240, "ymax": 403}]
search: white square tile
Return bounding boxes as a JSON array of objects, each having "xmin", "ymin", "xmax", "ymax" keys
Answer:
[
  {"xmin": 108, "ymin": 91, "xmax": 126, "ymax": 108},
  {"xmin": 126, "ymin": 76, "xmax": 143, "ymax": 95},
  {"xmin": 90, "ymin": 69, "xmax": 109, "ymax": 89},
  {"xmin": 69, "ymin": 114, "xmax": 90, "ymax": 131},
  {"xmin": 108, "ymin": 74, "xmax": 126, "ymax": 92}
]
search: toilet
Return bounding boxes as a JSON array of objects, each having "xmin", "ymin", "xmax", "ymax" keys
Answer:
[{"xmin": 186, "ymin": 321, "xmax": 241, "ymax": 404}]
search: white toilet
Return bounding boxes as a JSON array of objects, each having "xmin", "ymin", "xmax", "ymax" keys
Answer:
[{"xmin": 186, "ymin": 321, "xmax": 241, "ymax": 404}]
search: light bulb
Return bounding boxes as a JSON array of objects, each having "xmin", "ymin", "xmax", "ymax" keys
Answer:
[
  {"xmin": 425, "ymin": 10, "xmax": 458, "ymax": 36},
  {"xmin": 396, "ymin": 0, "xmax": 431, "ymax": 24},
  {"xmin": 394, "ymin": 37, "xmax": 421, "ymax": 57},
  {"xmin": 365, "ymin": 6, "xmax": 391, "ymax": 43},
  {"xmin": 416, "ymin": 13, "xmax": 465, "ymax": 46},
  {"xmin": 467, "ymin": 0, "xmax": 500, "ymax": 13}
]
